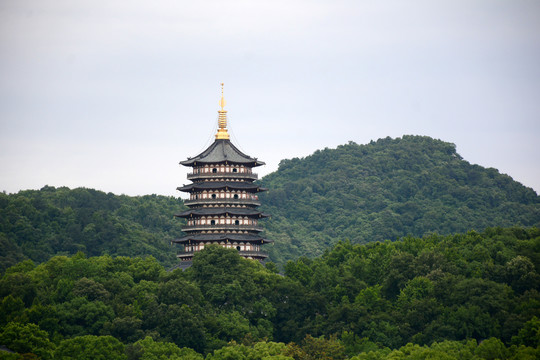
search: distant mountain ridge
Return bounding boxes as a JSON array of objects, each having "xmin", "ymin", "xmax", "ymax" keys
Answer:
[{"xmin": 259, "ymin": 135, "xmax": 539, "ymax": 264}]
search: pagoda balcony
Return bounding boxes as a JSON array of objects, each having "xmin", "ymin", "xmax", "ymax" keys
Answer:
[
  {"xmin": 181, "ymin": 224, "xmax": 264, "ymax": 232},
  {"xmin": 177, "ymin": 250, "xmax": 269, "ymax": 259},
  {"xmin": 183, "ymin": 198, "xmax": 261, "ymax": 206},
  {"xmin": 187, "ymin": 172, "xmax": 258, "ymax": 180},
  {"xmin": 177, "ymin": 252, "xmax": 194, "ymax": 260}
]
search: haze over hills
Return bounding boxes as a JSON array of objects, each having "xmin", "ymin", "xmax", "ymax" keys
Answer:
[
  {"xmin": 259, "ymin": 135, "xmax": 540, "ymax": 264},
  {"xmin": 0, "ymin": 135, "xmax": 538, "ymax": 270}
]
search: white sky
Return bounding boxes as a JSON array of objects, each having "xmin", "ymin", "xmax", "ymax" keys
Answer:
[{"xmin": 1, "ymin": 0, "xmax": 539, "ymax": 197}]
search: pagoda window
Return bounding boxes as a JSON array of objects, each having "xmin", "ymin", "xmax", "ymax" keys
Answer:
[
  {"xmin": 233, "ymin": 194, "xmax": 239, "ymax": 199},
  {"xmin": 236, "ymin": 246, "xmax": 241, "ymax": 251},
  {"xmin": 235, "ymin": 220, "xmax": 240, "ymax": 225},
  {"xmin": 210, "ymin": 220, "xmax": 215, "ymax": 225},
  {"xmin": 212, "ymin": 194, "xmax": 216, "ymax": 199},
  {"xmin": 212, "ymin": 168, "xmax": 217, "ymax": 173},
  {"xmin": 233, "ymin": 168, "xmax": 238, "ymax": 173}
]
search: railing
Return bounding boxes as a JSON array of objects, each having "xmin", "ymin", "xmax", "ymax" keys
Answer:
[
  {"xmin": 239, "ymin": 250, "xmax": 269, "ymax": 258},
  {"xmin": 177, "ymin": 252, "xmax": 194, "ymax": 259},
  {"xmin": 177, "ymin": 250, "xmax": 269, "ymax": 259},
  {"xmin": 183, "ymin": 198, "xmax": 261, "ymax": 206},
  {"xmin": 182, "ymin": 224, "xmax": 264, "ymax": 231},
  {"xmin": 187, "ymin": 172, "xmax": 258, "ymax": 180}
]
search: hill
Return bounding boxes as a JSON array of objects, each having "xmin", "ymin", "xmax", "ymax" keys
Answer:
[
  {"xmin": 0, "ymin": 186, "xmax": 185, "ymax": 272},
  {"xmin": 1, "ymin": 135, "xmax": 539, "ymax": 270},
  {"xmin": 259, "ymin": 135, "xmax": 540, "ymax": 264}
]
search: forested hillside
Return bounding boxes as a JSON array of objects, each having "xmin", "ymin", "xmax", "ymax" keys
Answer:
[
  {"xmin": 1, "ymin": 227, "xmax": 538, "ymax": 359},
  {"xmin": 260, "ymin": 135, "xmax": 540, "ymax": 264},
  {"xmin": 0, "ymin": 186, "xmax": 185, "ymax": 272},
  {"xmin": 1, "ymin": 136, "xmax": 539, "ymax": 270}
]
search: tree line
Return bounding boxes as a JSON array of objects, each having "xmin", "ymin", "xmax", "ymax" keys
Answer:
[{"xmin": 1, "ymin": 227, "xmax": 538, "ymax": 359}]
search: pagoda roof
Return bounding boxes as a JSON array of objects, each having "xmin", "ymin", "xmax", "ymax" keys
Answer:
[
  {"xmin": 181, "ymin": 139, "xmax": 265, "ymax": 167},
  {"xmin": 173, "ymin": 233, "xmax": 273, "ymax": 244},
  {"xmin": 174, "ymin": 207, "xmax": 269, "ymax": 218},
  {"xmin": 177, "ymin": 181, "xmax": 267, "ymax": 192}
]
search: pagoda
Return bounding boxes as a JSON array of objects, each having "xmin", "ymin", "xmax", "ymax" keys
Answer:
[{"xmin": 173, "ymin": 84, "xmax": 272, "ymax": 267}]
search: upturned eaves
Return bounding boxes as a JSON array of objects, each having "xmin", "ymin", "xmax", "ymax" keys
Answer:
[
  {"xmin": 181, "ymin": 139, "xmax": 265, "ymax": 167},
  {"xmin": 174, "ymin": 207, "xmax": 269, "ymax": 218},
  {"xmin": 173, "ymin": 233, "xmax": 273, "ymax": 244},
  {"xmin": 177, "ymin": 181, "xmax": 267, "ymax": 192}
]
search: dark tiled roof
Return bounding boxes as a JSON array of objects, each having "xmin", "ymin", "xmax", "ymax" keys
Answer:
[
  {"xmin": 173, "ymin": 234, "xmax": 273, "ymax": 244},
  {"xmin": 177, "ymin": 181, "xmax": 267, "ymax": 192},
  {"xmin": 181, "ymin": 139, "xmax": 265, "ymax": 167},
  {"xmin": 174, "ymin": 207, "xmax": 269, "ymax": 218}
]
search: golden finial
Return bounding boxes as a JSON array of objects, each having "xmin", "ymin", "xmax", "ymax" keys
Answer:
[{"xmin": 215, "ymin": 82, "xmax": 230, "ymax": 140}]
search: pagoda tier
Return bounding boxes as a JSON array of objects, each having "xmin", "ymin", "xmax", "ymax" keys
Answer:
[
  {"xmin": 175, "ymin": 207, "xmax": 269, "ymax": 218},
  {"xmin": 174, "ymin": 233, "xmax": 271, "ymax": 261},
  {"xmin": 173, "ymin": 84, "xmax": 272, "ymax": 264},
  {"xmin": 174, "ymin": 233, "xmax": 272, "ymax": 244},
  {"xmin": 176, "ymin": 208, "xmax": 267, "ymax": 233},
  {"xmin": 177, "ymin": 181, "xmax": 267, "ymax": 193}
]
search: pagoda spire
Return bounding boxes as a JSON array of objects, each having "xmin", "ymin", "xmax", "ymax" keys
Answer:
[{"xmin": 215, "ymin": 83, "xmax": 230, "ymax": 140}]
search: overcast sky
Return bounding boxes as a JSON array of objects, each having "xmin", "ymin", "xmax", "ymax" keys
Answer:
[{"xmin": 1, "ymin": 0, "xmax": 539, "ymax": 197}]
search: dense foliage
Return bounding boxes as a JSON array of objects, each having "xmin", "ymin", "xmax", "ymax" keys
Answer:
[
  {"xmin": 260, "ymin": 136, "xmax": 540, "ymax": 263},
  {"xmin": 0, "ymin": 186, "xmax": 185, "ymax": 272},
  {"xmin": 1, "ymin": 227, "xmax": 538, "ymax": 359}
]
